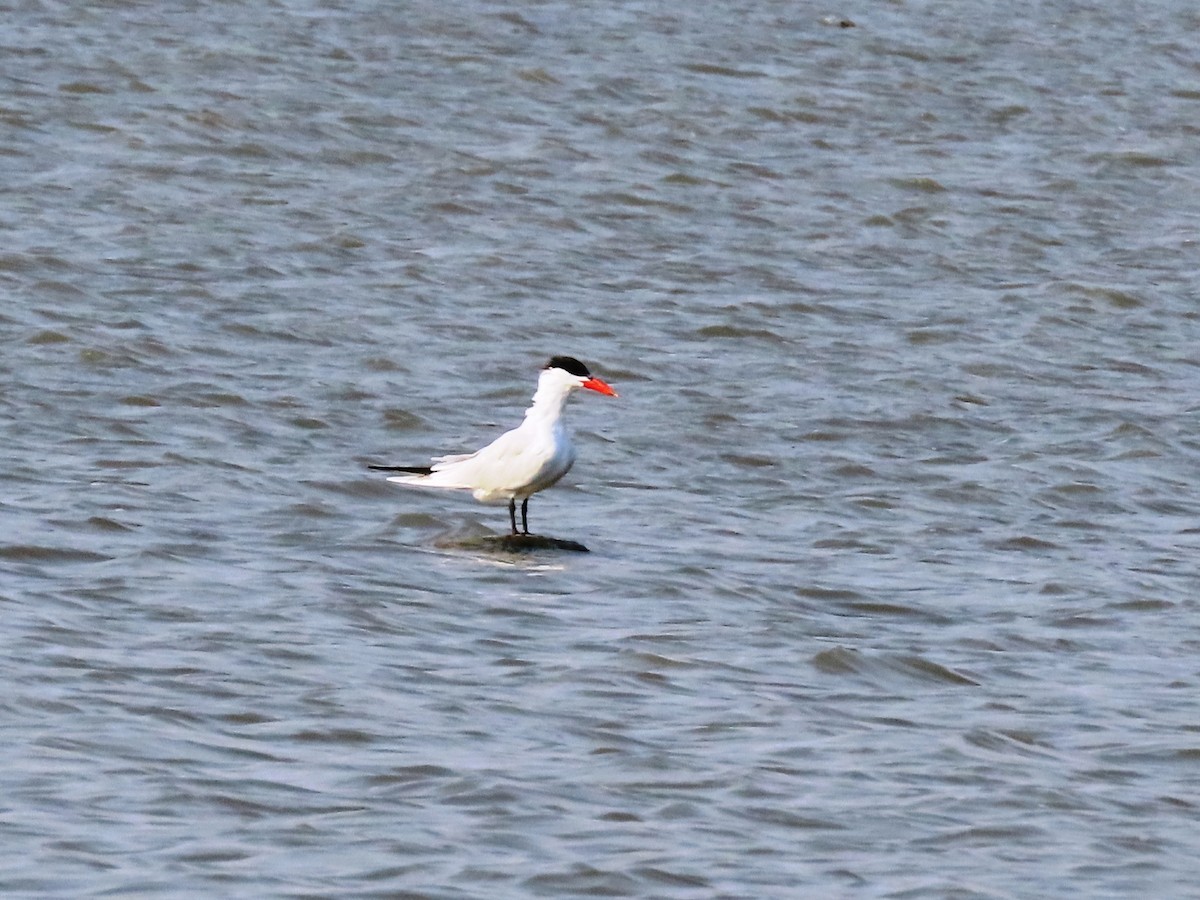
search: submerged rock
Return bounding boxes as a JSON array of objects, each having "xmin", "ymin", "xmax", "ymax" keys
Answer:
[{"xmin": 454, "ymin": 533, "xmax": 590, "ymax": 553}]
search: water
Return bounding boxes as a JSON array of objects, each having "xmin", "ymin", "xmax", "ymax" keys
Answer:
[{"xmin": 3, "ymin": 1, "xmax": 1200, "ymax": 896}]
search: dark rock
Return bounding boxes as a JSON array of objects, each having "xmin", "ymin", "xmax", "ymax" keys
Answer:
[{"xmin": 458, "ymin": 534, "xmax": 590, "ymax": 553}]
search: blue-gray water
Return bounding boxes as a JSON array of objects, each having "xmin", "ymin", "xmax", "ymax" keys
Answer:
[{"xmin": 3, "ymin": 2, "xmax": 1200, "ymax": 897}]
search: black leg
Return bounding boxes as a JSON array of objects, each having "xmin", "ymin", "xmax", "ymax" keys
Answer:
[
  {"xmin": 520, "ymin": 498, "xmax": 530, "ymax": 534},
  {"xmin": 508, "ymin": 498, "xmax": 518, "ymax": 535}
]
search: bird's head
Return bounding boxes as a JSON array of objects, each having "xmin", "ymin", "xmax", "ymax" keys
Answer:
[{"xmin": 544, "ymin": 356, "xmax": 618, "ymax": 397}]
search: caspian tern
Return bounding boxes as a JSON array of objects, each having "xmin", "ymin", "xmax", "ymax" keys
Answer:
[{"xmin": 370, "ymin": 356, "xmax": 617, "ymax": 535}]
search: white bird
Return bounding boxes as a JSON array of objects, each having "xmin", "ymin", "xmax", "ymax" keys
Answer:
[{"xmin": 370, "ymin": 356, "xmax": 618, "ymax": 535}]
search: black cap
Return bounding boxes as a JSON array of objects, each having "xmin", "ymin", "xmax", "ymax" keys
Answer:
[{"xmin": 545, "ymin": 356, "xmax": 591, "ymax": 377}]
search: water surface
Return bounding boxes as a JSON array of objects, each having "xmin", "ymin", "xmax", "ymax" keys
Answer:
[{"xmin": 3, "ymin": 1, "xmax": 1200, "ymax": 896}]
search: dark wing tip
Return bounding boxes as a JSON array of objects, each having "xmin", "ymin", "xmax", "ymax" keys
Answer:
[
  {"xmin": 368, "ymin": 464, "xmax": 434, "ymax": 474},
  {"xmin": 545, "ymin": 355, "xmax": 591, "ymax": 377}
]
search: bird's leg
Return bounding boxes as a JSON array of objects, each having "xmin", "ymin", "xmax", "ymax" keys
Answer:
[
  {"xmin": 520, "ymin": 498, "xmax": 530, "ymax": 534},
  {"xmin": 508, "ymin": 499, "xmax": 518, "ymax": 535}
]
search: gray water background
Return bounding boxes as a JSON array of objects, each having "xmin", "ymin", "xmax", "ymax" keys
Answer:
[{"xmin": 3, "ymin": 1, "xmax": 1200, "ymax": 896}]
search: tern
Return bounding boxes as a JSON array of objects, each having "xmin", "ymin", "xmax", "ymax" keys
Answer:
[{"xmin": 370, "ymin": 356, "xmax": 617, "ymax": 535}]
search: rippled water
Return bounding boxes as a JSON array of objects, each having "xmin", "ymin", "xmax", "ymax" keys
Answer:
[{"xmin": 4, "ymin": 1, "xmax": 1200, "ymax": 896}]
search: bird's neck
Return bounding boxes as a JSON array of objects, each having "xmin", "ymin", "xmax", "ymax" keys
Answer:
[{"xmin": 524, "ymin": 380, "xmax": 574, "ymax": 425}]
